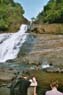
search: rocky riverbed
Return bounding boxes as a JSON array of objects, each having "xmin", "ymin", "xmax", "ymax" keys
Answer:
[{"xmin": 0, "ymin": 33, "xmax": 63, "ymax": 82}]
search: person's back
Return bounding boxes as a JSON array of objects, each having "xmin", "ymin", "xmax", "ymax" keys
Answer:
[
  {"xmin": 46, "ymin": 87, "xmax": 63, "ymax": 95},
  {"xmin": 45, "ymin": 80, "xmax": 63, "ymax": 95}
]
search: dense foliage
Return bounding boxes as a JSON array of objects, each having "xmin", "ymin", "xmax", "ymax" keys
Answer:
[
  {"xmin": 36, "ymin": 0, "xmax": 63, "ymax": 23},
  {"xmin": 0, "ymin": 0, "xmax": 27, "ymax": 32}
]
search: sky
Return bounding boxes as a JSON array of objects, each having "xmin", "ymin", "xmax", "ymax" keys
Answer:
[{"xmin": 14, "ymin": 0, "xmax": 49, "ymax": 20}]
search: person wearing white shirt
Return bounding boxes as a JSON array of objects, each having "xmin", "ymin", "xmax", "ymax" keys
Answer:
[
  {"xmin": 27, "ymin": 76, "xmax": 37, "ymax": 95},
  {"xmin": 45, "ymin": 80, "xmax": 63, "ymax": 95}
]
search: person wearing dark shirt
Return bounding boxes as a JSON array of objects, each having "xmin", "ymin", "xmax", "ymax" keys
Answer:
[{"xmin": 13, "ymin": 76, "xmax": 31, "ymax": 95}]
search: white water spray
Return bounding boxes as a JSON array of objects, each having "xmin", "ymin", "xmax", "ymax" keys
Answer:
[{"xmin": 0, "ymin": 24, "xmax": 28, "ymax": 63}]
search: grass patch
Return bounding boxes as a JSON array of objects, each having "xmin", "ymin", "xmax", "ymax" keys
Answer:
[{"xmin": 29, "ymin": 70, "xmax": 63, "ymax": 95}]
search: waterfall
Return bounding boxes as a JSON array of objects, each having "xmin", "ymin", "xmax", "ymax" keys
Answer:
[{"xmin": 0, "ymin": 24, "xmax": 28, "ymax": 63}]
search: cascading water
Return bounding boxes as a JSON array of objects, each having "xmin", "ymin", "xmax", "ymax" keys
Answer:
[{"xmin": 0, "ymin": 24, "xmax": 28, "ymax": 63}]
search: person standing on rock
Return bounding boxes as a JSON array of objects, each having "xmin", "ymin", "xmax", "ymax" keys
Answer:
[
  {"xmin": 27, "ymin": 75, "xmax": 38, "ymax": 95},
  {"xmin": 12, "ymin": 75, "xmax": 31, "ymax": 95}
]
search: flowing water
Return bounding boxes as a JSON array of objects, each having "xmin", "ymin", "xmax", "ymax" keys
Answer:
[{"xmin": 0, "ymin": 24, "xmax": 28, "ymax": 63}]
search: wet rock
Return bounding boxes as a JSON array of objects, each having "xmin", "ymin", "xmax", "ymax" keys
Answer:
[
  {"xmin": 0, "ymin": 68, "xmax": 16, "ymax": 82},
  {"xmin": 21, "ymin": 34, "xmax": 63, "ymax": 67}
]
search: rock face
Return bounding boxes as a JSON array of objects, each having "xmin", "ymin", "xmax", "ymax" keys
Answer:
[
  {"xmin": 31, "ymin": 24, "xmax": 63, "ymax": 34},
  {"xmin": 21, "ymin": 33, "xmax": 63, "ymax": 66}
]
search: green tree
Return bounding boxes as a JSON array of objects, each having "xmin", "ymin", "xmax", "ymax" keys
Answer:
[
  {"xmin": 36, "ymin": 0, "xmax": 63, "ymax": 23},
  {"xmin": 0, "ymin": 0, "xmax": 27, "ymax": 32}
]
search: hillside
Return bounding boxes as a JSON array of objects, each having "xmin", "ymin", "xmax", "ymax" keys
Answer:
[
  {"xmin": 0, "ymin": 0, "xmax": 28, "ymax": 32},
  {"xmin": 36, "ymin": 0, "xmax": 63, "ymax": 23}
]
